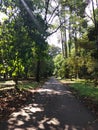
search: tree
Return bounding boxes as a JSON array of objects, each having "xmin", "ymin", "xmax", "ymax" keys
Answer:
[
  {"xmin": 48, "ymin": 44, "xmax": 61, "ymax": 58},
  {"xmin": 58, "ymin": 0, "xmax": 87, "ymax": 58}
]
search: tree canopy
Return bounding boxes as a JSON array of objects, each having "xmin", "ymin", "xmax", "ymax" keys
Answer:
[{"xmin": 0, "ymin": 0, "xmax": 98, "ymax": 87}]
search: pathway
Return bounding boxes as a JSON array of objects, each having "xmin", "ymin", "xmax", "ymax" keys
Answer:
[{"xmin": 0, "ymin": 77, "xmax": 98, "ymax": 130}]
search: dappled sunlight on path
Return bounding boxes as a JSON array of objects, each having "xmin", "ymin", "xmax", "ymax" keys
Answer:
[{"xmin": 0, "ymin": 77, "xmax": 98, "ymax": 130}]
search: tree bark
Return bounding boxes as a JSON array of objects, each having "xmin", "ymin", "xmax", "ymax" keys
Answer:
[
  {"xmin": 36, "ymin": 59, "xmax": 40, "ymax": 82},
  {"xmin": 64, "ymin": 28, "xmax": 68, "ymax": 58}
]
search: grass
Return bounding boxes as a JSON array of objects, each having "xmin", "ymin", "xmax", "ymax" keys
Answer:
[
  {"xmin": 60, "ymin": 79, "xmax": 98, "ymax": 102},
  {"xmin": 18, "ymin": 78, "xmax": 47, "ymax": 90},
  {"xmin": 71, "ymin": 82, "xmax": 98, "ymax": 101},
  {"xmin": 18, "ymin": 82, "xmax": 39, "ymax": 90},
  {"xmin": 0, "ymin": 77, "xmax": 48, "ymax": 92}
]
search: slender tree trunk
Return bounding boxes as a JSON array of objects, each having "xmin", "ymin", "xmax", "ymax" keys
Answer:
[
  {"xmin": 61, "ymin": 30, "xmax": 65, "ymax": 57},
  {"xmin": 68, "ymin": 23, "xmax": 72, "ymax": 57},
  {"xmin": 74, "ymin": 27, "xmax": 79, "ymax": 79},
  {"xmin": 36, "ymin": 59, "xmax": 40, "ymax": 82},
  {"xmin": 24, "ymin": 67, "xmax": 28, "ymax": 79},
  {"xmin": 91, "ymin": 0, "xmax": 98, "ymax": 49},
  {"xmin": 96, "ymin": 0, "xmax": 98, "ymax": 8},
  {"xmin": 91, "ymin": 0, "xmax": 98, "ymax": 85},
  {"xmin": 74, "ymin": 36, "xmax": 78, "ymax": 56},
  {"xmin": 59, "ymin": 16, "xmax": 65, "ymax": 57},
  {"xmin": 68, "ymin": 7, "xmax": 72, "ymax": 57},
  {"xmin": 64, "ymin": 28, "xmax": 68, "ymax": 58},
  {"xmin": 13, "ymin": 76, "xmax": 19, "ymax": 91},
  {"xmin": 44, "ymin": 0, "xmax": 50, "ymax": 22},
  {"xmin": 91, "ymin": 0, "xmax": 96, "ymax": 26}
]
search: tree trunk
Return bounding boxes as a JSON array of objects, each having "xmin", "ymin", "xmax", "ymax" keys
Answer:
[
  {"xmin": 13, "ymin": 76, "xmax": 19, "ymax": 91},
  {"xmin": 61, "ymin": 30, "xmax": 65, "ymax": 57},
  {"xmin": 36, "ymin": 59, "xmax": 40, "ymax": 82},
  {"xmin": 74, "ymin": 27, "xmax": 79, "ymax": 79},
  {"xmin": 59, "ymin": 16, "xmax": 65, "ymax": 57},
  {"xmin": 91, "ymin": 0, "xmax": 98, "ymax": 50},
  {"xmin": 96, "ymin": 0, "xmax": 98, "ymax": 8},
  {"xmin": 68, "ymin": 7, "xmax": 72, "ymax": 57},
  {"xmin": 64, "ymin": 28, "xmax": 68, "ymax": 58},
  {"xmin": 68, "ymin": 24, "xmax": 72, "ymax": 57}
]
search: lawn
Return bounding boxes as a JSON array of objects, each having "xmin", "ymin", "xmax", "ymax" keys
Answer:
[
  {"xmin": 71, "ymin": 82, "xmax": 98, "ymax": 102},
  {"xmin": 60, "ymin": 79, "xmax": 98, "ymax": 102},
  {"xmin": 60, "ymin": 79, "xmax": 98, "ymax": 116},
  {"xmin": 18, "ymin": 82, "xmax": 39, "ymax": 90}
]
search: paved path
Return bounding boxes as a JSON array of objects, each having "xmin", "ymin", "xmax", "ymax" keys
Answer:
[{"xmin": 0, "ymin": 77, "xmax": 98, "ymax": 130}]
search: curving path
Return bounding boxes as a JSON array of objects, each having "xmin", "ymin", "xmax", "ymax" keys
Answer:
[{"xmin": 0, "ymin": 77, "xmax": 98, "ymax": 130}]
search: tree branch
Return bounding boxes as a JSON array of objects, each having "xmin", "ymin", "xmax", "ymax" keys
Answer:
[
  {"xmin": 44, "ymin": 0, "xmax": 50, "ymax": 22},
  {"xmin": 47, "ymin": 19, "xmax": 68, "ymax": 37},
  {"xmin": 47, "ymin": 5, "xmax": 59, "ymax": 23},
  {"xmin": 85, "ymin": 12, "xmax": 94, "ymax": 24}
]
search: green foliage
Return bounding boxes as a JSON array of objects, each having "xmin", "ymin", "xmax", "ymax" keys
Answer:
[
  {"xmin": 0, "ymin": 0, "xmax": 54, "ymax": 81},
  {"xmin": 0, "ymin": 0, "xmax": 98, "ymax": 84},
  {"xmin": 95, "ymin": 8, "xmax": 98, "ymax": 22},
  {"xmin": 71, "ymin": 82, "xmax": 98, "ymax": 101},
  {"xmin": 18, "ymin": 82, "xmax": 39, "ymax": 90},
  {"xmin": 12, "ymin": 58, "xmax": 24, "ymax": 77},
  {"xmin": 53, "ymin": 54, "xmax": 65, "ymax": 78},
  {"xmin": 53, "ymin": 30, "xmax": 98, "ymax": 80},
  {"xmin": 48, "ymin": 45, "xmax": 61, "ymax": 58}
]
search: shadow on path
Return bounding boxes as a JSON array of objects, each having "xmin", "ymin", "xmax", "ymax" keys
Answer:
[{"xmin": 0, "ymin": 77, "xmax": 98, "ymax": 130}]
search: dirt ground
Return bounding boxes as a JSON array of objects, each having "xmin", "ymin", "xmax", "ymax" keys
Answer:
[{"xmin": 0, "ymin": 77, "xmax": 98, "ymax": 130}]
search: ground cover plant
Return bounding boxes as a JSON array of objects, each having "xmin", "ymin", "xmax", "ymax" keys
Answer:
[
  {"xmin": 60, "ymin": 79, "xmax": 98, "ymax": 117},
  {"xmin": 71, "ymin": 82, "xmax": 98, "ymax": 102}
]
